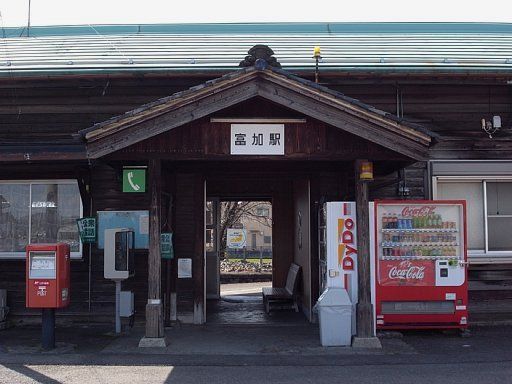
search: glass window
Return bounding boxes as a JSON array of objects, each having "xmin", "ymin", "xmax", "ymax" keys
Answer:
[
  {"xmin": 0, "ymin": 181, "xmax": 82, "ymax": 257},
  {"xmin": 487, "ymin": 217, "xmax": 512, "ymax": 251},
  {"xmin": 436, "ymin": 179, "xmax": 512, "ymax": 255},
  {"xmin": 206, "ymin": 201, "xmax": 213, "ymax": 226},
  {"xmin": 263, "ymin": 235, "xmax": 271, "ymax": 244},
  {"xmin": 0, "ymin": 184, "xmax": 30, "ymax": 253},
  {"xmin": 486, "ymin": 182, "xmax": 512, "ymax": 252},
  {"xmin": 486, "ymin": 182, "xmax": 512, "ymax": 216},
  {"xmin": 437, "ymin": 181, "xmax": 484, "ymax": 250},
  {"xmin": 251, "ymin": 233, "xmax": 257, "ymax": 249},
  {"xmin": 205, "ymin": 228, "xmax": 215, "ymax": 252},
  {"xmin": 256, "ymin": 207, "xmax": 270, "ymax": 217}
]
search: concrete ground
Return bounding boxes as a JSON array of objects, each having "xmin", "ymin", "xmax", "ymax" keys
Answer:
[
  {"xmin": 207, "ymin": 281, "xmax": 305, "ymax": 324},
  {"xmin": 220, "ymin": 281, "xmax": 270, "ymax": 295},
  {"xmin": 0, "ymin": 324, "xmax": 511, "ymax": 383},
  {"xmin": 1, "ymin": 283, "xmax": 511, "ymax": 383}
]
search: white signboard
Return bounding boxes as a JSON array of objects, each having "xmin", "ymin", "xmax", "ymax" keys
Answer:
[
  {"xmin": 230, "ymin": 124, "xmax": 284, "ymax": 155},
  {"xmin": 178, "ymin": 258, "xmax": 192, "ymax": 278},
  {"xmin": 227, "ymin": 229, "xmax": 247, "ymax": 249},
  {"xmin": 139, "ymin": 215, "xmax": 149, "ymax": 235}
]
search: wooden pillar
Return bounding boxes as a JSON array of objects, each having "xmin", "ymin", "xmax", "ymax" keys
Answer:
[
  {"xmin": 355, "ymin": 159, "xmax": 374, "ymax": 338},
  {"xmin": 145, "ymin": 159, "xmax": 164, "ymax": 338},
  {"xmin": 192, "ymin": 174, "xmax": 205, "ymax": 324}
]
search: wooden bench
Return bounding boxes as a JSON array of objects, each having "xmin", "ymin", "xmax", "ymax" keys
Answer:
[{"xmin": 262, "ymin": 263, "xmax": 301, "ymax": 314}]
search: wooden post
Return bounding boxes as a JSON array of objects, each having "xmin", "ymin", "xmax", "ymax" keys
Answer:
[
  {"xmin": 164, "ymin": 192, "xmax": 173, "ymax": 327},
  {"xmin": 355, "ymin": 159, "xmax": 374, "ymax": 339},
  {"xmin": 145, "ymin": 159, "xmax": 164, "ymax": 338},
  {"xmin": 192, "ymin": 174, "xmax": 205, "ymax": 324}
]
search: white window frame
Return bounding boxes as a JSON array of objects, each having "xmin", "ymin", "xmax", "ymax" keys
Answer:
[
  {"xmin": 0, "ymin": 179, "xmax": 83, "ymax": 260},
  {"xmin": 433, "ymin": 176, "xmax": 512, "ymax": 263}
]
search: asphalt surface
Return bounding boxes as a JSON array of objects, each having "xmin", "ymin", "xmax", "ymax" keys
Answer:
[
  {"xmin": 0, "ymin": 325, "xmax": 511, "ymax": 383},
  {"xmin": 1, "ymin": 362, "xmax": 511, "ymax": 384},
  {"xmin": 2, "ymin": 281, "xmax": 511, "ymax": 383}
]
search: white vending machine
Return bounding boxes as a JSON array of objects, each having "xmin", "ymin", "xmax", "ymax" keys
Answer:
[{"xmin": 318, "ymin": 201, "xmax": 358, "ymax": 336}]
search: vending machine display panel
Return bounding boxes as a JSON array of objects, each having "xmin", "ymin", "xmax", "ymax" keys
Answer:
[{"xmin": 374, "ymin": 200, "xmax": 468, "ymax": 330}]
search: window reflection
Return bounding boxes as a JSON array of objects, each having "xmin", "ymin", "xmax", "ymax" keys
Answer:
[{"xmin": 0, "ymin": 182, "xmax": 81, "ymax": 255}]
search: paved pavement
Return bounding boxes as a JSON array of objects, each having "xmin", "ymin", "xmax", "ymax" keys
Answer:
[
  {"xmin": 0, "ymin": 324, "xmax": 511, "ymax": 383},
  {"xmin": 220, "ymin": 281, "xmax": 271, "ymax": 296},
  {"xmin": 1, "ymin": 284, "xmax": 511, "ymax": 383},
  {"xmin": 1, "ymin": 361, "xmax": 511, "ymax": 384}
]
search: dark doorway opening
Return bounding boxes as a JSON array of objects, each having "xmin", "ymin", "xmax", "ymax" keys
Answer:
[{"xmin": 205, "ymin": 197, "xmax": 306, "ymax": 325}]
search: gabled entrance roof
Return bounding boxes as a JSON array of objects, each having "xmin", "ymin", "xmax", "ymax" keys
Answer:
[{"xmin": 80, "ymin": 60, "xmax": 435, "ymax": 160}]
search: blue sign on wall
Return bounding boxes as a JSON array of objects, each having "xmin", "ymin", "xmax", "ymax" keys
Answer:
[{"xmin": 97, "ymin": 210, "xmax": 149, "ymax": 249}]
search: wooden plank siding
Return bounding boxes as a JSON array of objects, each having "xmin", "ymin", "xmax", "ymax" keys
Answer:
[
  {"xmin": 0, "ymin": 77, "xmax": 509, "ymax": 157},
  {"xmin": 0, "ymin": 73, "xmax": 511, "ymax": 322},
  {"xmin": 109, "ymin": 98, "xmax": 409, "ymax": 162}
]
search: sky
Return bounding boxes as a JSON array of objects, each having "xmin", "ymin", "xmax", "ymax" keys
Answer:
[{"xmin": 0, "ymin": 0, "xmax": 510, "ymax": 27}]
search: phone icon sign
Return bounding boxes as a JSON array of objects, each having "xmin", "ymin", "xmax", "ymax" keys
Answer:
[
  {"xmin": 123, "ymin": 169, "xmax": 146, "ymax": 193},
  {"xmin": 128, "ymin": 172, "xmax": 141, "ymax": 191}
]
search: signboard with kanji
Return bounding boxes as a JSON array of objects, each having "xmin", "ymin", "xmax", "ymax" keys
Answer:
[
  {"xmin": 123, "ymin": 168, "xmax": 146, "ymax": 193},
  {"xmin": 161, "ymin": 232, "xmax": 174, "ymax": 259},
  {"xmin": 230, "ymin": 124, "xmax": 284, "ymax": 155},
  {"xmin": 76, "ymin": 217, "xmax": 97, "ymax": 243}
]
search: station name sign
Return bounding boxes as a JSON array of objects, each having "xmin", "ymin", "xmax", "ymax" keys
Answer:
[{"xmin": 230, "ymin": 124, "xmax": 284, "ymax": 155}]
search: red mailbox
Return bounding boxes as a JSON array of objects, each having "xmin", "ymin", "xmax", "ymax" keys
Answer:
[{"xmin": 26, "ymin": 243, "xmax": 70, "ymax": 308}]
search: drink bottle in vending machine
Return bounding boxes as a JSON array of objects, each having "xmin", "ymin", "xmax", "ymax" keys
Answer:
[{"xmin": 372, "ymin": 200, "xmax": 468, "ymax": 330}]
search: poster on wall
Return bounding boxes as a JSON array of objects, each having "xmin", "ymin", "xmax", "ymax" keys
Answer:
[
  {"xmin": 178, "ymin": 258, "xmax": 192, "ymax": 278},
  {"xmin": 97, "ymin": 210, "xmax": 149, "ymax": 249},
  {"xmin": 227, "ymin": 229, "xmax": 247, "ymax": 249}
]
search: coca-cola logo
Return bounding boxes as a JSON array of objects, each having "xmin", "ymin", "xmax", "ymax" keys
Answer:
[
  {"xmin": 388, "ymin": 261, "xmax": 425, "ymax": 280},
  {"xmin": 401, "ymin": 206, "xmax": 436, "ymax": 217}
]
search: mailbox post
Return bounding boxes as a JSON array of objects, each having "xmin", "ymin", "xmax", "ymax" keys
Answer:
[{"xmin": 26, "ymin": 243, "xmax": 70, "ymax": 350}]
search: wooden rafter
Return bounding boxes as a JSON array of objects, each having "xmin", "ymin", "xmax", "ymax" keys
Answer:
[{"xmin": 81, "ymin": 66, "xmax": 434, "ymax": 160}]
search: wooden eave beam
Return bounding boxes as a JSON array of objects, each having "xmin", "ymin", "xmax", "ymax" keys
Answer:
[
  {"xmin": 84, "ymin": 68, "xmax": 432, "ymax": 161},
  {"xmin": 261, "ymin": 70, "xmax": 432, "ymax": 146},
  {"xmin": 86, "ymin": 79, "xmax": 260, "ymax": 158},
  {"xmin": 256, "ymin": 80, "xmax": 429, "ymax": 161},
  {"xmin": 85, "ymin": 70, "xmax": 259, "ymax": 143}
]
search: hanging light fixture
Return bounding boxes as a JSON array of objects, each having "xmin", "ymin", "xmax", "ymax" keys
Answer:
[
  {"xmin": 313, "ymin": 46, "xmax": 322, "ymax": 84},
  {"xmin": 481, "ymin": 115, "xmax": 502, "ymax": 138}
]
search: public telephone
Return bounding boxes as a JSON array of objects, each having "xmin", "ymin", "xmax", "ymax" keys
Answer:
[
  {"xmin": 104, "ymin": 228, "xmax": 135, "ymax": 280},
  {"xmin": 26, "ymin": 243, "xmax": 70, "ymax": 309},
  {"xmin": 103, "ymin": 228, "xmax": 135, "ymax": 334}
]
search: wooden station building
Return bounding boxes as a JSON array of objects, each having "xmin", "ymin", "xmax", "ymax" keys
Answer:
[{"xmin": 1, "ymin": 23, "xmax": 512, "ymax": 340}]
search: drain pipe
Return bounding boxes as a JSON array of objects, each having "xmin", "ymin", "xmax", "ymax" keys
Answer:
[{"xmin": 87, "ymin": 161, "xmax": 93, "ymax": 313}]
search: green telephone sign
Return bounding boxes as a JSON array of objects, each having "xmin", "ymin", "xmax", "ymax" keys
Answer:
[{"xmin": 123, "ymin": 169, "xmax": 146, "ymax": 193}]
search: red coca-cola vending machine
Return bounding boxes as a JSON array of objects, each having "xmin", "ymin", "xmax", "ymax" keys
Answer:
[{"xmin": 373, "ymin": 200, "xmax": 468, "ymax": 330}]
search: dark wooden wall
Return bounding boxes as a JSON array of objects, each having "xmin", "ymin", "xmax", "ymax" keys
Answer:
[
  {"xmin": 1, "ymin": 76, "xmax": 510, "ymax": 158},
  {"xmin": 328, "ymin": 83, "xmax": 512, "ymax": 159},
  {"xmin": 293, "ymin": 179, "xmax": 312, "ymax": 319},
  {"xmin": 1, "ymin": 73, "xmax": 511, "ymax": 322},
  {"xmin": 111, "ymin": 98, "xmax": 407, "ymax": 162}
]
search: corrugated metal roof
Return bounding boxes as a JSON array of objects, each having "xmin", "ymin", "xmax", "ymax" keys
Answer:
[{"xmin": 1, "ymin": 23, "xmax": 512, "ymax": 76}]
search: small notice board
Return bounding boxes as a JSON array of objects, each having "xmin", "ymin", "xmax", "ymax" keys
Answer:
[{"xmin": 97, "ymin": 210, "xmax": 149, "ymax": 249}]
